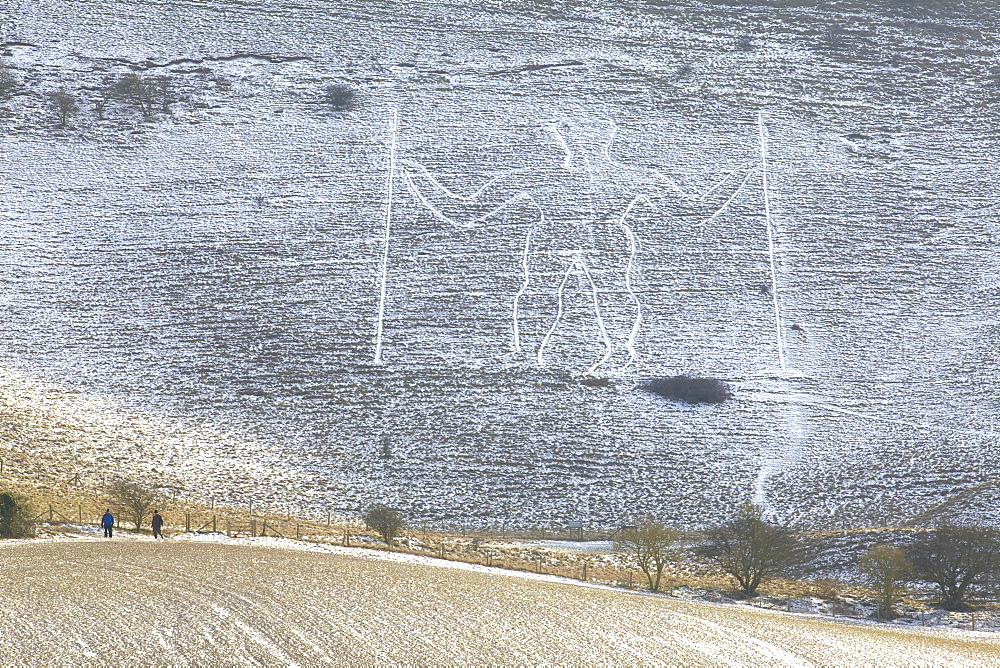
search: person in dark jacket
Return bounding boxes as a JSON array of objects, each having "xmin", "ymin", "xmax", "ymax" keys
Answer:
[
  {"xmin": 101, "ymin": 509, "xmax": 114, "ymax": 538},
  {"xmin": 151, "ymin": 510, "xmax": 164, "ymax": 539}
]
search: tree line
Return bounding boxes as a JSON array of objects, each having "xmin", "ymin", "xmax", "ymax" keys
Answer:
[
  {"xmin": 4, "ymin": 487, "xmax": 998, "ymax": 617},
  {"xmin": 618, "ymin": 503, "xmax": 1000, "ymax": 616}
]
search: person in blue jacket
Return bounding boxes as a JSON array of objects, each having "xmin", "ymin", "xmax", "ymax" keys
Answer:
[{"xmin": 101, "ymin": 509, "xmax": 114, "ymax": 538}]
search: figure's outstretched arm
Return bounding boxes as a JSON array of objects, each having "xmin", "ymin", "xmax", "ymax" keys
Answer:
[
  {"xmin": 400, "ymin": 159, "xmax": 535, "ymax": 228},
  {"xmin": 609, "ymin": 161, "xmax": 757, "ymax": 226}
]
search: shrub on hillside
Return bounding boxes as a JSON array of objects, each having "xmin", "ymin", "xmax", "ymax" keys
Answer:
[
  {"xmin": 0, "ymin": 60, "xmax": 19, "ymax": 100},
  {"xmin": 645, "ymin": 376, "xmax": 732, "ymax": 404},
  {"xmin": 109, "ymin": 73, "xmax": 157, "ymax": 121},
  {"xmin": 48, "ymin": 90, "xmax": 79, "ymax": 128},
  {"xmin": 0, "ymin": 491, "xmax": 34, "ymax": 539},
  {"xmin": 322, "ymin": 83, "xmax": 355, "ymax": 111}
]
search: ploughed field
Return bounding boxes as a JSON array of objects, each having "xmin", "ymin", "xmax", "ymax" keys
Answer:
[
  {"xmin": 1, "ymin": 537, "xmax": 998, "ymax": 664},
  {"xmin": 1, "ymin": 0, "xmax": 998, "ymax": 529}
]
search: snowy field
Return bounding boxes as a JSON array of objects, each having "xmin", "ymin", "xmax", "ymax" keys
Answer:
[
  {"xmin": 1, "ymin": 535, "xmax": 998, "ymax": 665},
  {"xmin": 1, "ymin": 0, "xmax": 999, "ymax": 529}
]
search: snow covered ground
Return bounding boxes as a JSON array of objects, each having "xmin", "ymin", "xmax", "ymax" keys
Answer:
[
  {"xmin": 1, "ymin": 0, "xmax": 998, "ymax": 530},
  {"xmin": 1, "ymin": 533, "xmax": 998, "ymax": 665}
]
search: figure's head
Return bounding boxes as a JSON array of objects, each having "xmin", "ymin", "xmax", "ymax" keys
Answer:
[{"xmin": 546, "ymin": 117, "xmax": 617, "ymax": 168}]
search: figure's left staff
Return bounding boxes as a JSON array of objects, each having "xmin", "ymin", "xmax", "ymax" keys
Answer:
[{"xmin": 373, "ymin": 108, "xmax": 398, "ymax": 364}]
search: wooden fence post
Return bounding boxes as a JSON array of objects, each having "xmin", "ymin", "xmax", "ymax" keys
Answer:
[
  {"xmin": 627, "ymin": 572, "xmax": 633, "ymax": 589},
  {"xmin": 185, "ymin": 512, "xmax": 191, "ymax": 532},
  {"xmin": 582, "ymin": 561, "xmax": 588, "ymax": 581},
  {"xmin": 296, "ymin": 524, "xmax": 301, "ymax": 540},
  {"xmin": 78, "ymin": 504, "xmax": 82, "ymax": 523},
  {"xmin": 251, "ymin": 519, "xmax": 256, "ymax": 537},
  {"xmin": 212, "ymin": 515, "xmax": 217, "ymax": 533},
  {"xmin": 48, "ymin": 504, "xmax": 53, "ymax": 522},
  {"xmin": 262, "ymin": 519, "xmax": 268, "ymax": 537},
  {"xmin": 326, "ymin": 511, "xmax": 330, "ymax": 527}
]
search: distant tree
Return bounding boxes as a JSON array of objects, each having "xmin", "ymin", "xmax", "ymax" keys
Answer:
[
  {"xmin": 615, "ymin": 519, "xmax": 679, "ymax": 593},
  {"xmin": 906, "ymin": 525, "xmax": 1000, "ymax": 611},
  {"xmin": 645, "ymin": 376, "xmax": 732, "ymax": 404},
  {"xmin": 150, "ymin": 75, "xmax": 174, "ymax": 114},
  {"xmin": 363, "ymin": 504, "xmax": 405, "ymax": 547},
  {"xmin": 322, "ymin": 83, "xmax": 355, "ymax": 111},
  {"xmin": 48, "ymin": 90, "xmax": 79, "ymax": 128},
  {"xmin": 0, "ymin": 491, "xmax": 34, "ymax": 538},
  {"xmin": 92, "ymin": 94, "xmax": 107, "ymax": 120},
  {"xmin": 0, "ymin": 60, "xmax": 19, "ymax": 100},
  {"xmin": 107, "ymin": 481, "xmax": 161, "ymax": 531},
  {"xmin": 110, "ymin": 73, "xmax": 156, "ymax": 121},
  {"xmin": 695, "ymin": 503, "xmax": 813, "ymax": 597},
  {"xmin": 859, "ymin": 544, "xmax": 911, "ymax": 619}
]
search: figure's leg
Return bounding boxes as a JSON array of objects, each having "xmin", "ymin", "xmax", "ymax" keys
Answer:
[
  {"xmin": 584, "ymin": 221, "xmax": 642, "ymax": 374},
  {"xmin": 510, "ymin": 218, "xmax": 571, "ymax": 363}
]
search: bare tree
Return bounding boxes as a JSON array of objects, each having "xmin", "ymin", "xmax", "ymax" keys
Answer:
[
  {"xmin": 363, "ymin": 504, "xmax": 405, "ymax": 547},
  {"xmin": 48, "ymin": 90, "xmax": 79, "ymax": 128},
  {"xmin": 906, "ymin": 525, "xmax": 1000, "ymax": 611},
  {"xmin": 859, "ymin": 544, "xmax": 911, "ymax": 619},
  {"xmin": 108, "ymin": 481, "xmax": 161, "ymax": 531},
  {"xmin": 110, "ymin": 73, "xmax": 156, "ymax": 121},
  {"xmin": 695, "ymin": 503, "xmax": 813, "ymax": 597},
  {"xmin": 615, "ymin": 519, "xmax": 679, "ymax": 592},
  {"xmin": 93, "ymin": 94, "xmax": 107, "ymax": 120},
  {"xmin": 151, "ymin": 75, "xmax": 174, "ymax": 114},
  {"xmin": 0, "ymin": 491, "xmax": 33, "ymax": 538}
]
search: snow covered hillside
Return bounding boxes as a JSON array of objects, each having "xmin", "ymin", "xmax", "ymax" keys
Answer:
[{"xmin": 1, "ymin": 0, "xmax": 998, "ymax": 529}]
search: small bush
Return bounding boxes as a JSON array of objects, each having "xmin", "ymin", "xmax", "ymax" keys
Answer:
[
  {"xmin": 363, "ymin": 504, "xmax": 405, "ymax": 547},
  {"xmin": 645, "ymin": 376, "xmax": 732, "ymax": 404},
  {"xmin": 323, "ymin": 83, "xmax": 355, "ymax": 111},
  {"xmin": 0, "ymin": 491, "xmax": 34, "ymax": 538}
]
